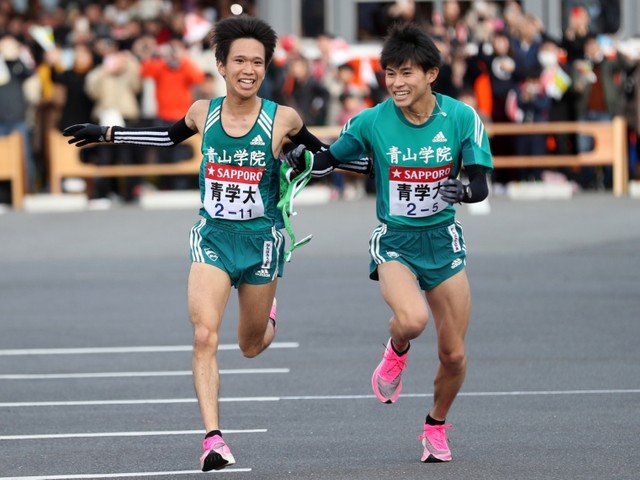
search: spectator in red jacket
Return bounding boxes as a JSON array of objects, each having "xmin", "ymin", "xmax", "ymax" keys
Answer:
[{"xmin": 141, "ymin": 36, "xmax": 205, "ymax": 189}]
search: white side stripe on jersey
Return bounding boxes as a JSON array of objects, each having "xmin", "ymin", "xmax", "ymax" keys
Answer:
[
  {"xmin": 369, "ymin": 224, "xmax": 387, "ymax": 265},
  {"xmin": 269, "ymin": 227, "xmax": 283, "ymax": 281},
  {"xmin": 257, "ymin": 110, "xmax": 273, "ymax": 139},
  {"xmin": 456, "ymin": 220, "xmax": 467, "ymax": 254},
  {"xmin": 190, "ymin": 218, "xmax": 206, "ymax": 263},
  {"xmin": 473, "ymin": 108, "xmax": 484, "ymax": 146},
  {"xmin": 461, "ymin": 102, "xmax": 484, "ymax": 147},
  {"xmin": 204, "ymin": 104, "xmax": 221, "ymax": 134}
]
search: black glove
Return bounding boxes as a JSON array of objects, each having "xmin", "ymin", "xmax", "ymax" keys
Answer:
[
  {"xmin": 282, "ymin": 144, "xmax": 308, "ymax": 173},
  {"xmin": 62, "ymin": 123, "xmax": 109, "ymax": 147},
  {"xmin": 440, "ymin": 178, "xmax": 471, "ymax": 204}
]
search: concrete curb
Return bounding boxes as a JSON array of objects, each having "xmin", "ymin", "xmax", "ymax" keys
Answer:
[
  {"xmin": 506, "ymin": 182, "xmax": 573, "ymax": 200},
  {"xmin": 23, "ymin": 194, "xmax": 89, "ymax": 213}
]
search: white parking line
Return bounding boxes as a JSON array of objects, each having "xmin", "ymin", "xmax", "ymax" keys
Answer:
[
  {"xmin": 0, "ymin": 469, "xmax": 252, "ymax": 479},
  {"xmin": 1, "ymin": 388, "xmax": 638, "ymax": 408},
  {"xmin": 0, "ymin": 342, "xmax": 299, "ymax": 356},
  {"xmin": 0, "ymin": 368, "xmax": 289, "ymax": 380},
  {"xmin": 0, "ymin": 429, "xmax": 266, "ymax": 441}
]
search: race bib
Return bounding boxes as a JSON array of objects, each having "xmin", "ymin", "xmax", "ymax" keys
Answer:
[
  {"xmin": 204, "ymin": 163, "xmax": 265, "ymax": 220},
  {"xmin": 388, "ymin": 165, "xmax": 452, "ymax": 217}
]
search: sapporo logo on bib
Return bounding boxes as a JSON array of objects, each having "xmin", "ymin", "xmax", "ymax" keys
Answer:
[
  {"xmin": 205, "ymin": 163, "xmax": 265, "ymax": 220},
  {"xmin": 388, "ymin": 165, "xmax": 452, "ymax": 217}
]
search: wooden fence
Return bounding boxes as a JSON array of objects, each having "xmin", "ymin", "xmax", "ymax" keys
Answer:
[
  {"xmin": 48, "ymin": 130, "xmax": 202, "ymax": 195},
  {"xmin": 0, "ymin": 131, "xmax": 25, "ymax": 208},
  {"xmin": 310, "ymin": 116, "xmax": 629, "ymax": 197},
  {"xmin": 0, "ymin": 117, "xmax": 631, "ymax": 209}
]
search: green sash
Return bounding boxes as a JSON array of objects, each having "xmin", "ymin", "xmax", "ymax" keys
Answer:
[{"xmin": 277, "ymin": 151, "xmax": 314, "ymax": 262}]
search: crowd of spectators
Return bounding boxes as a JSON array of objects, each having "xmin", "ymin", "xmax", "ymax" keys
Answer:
[{"xmin": 1, "ymin": 0, "xmax": 639, "ymax": 206}]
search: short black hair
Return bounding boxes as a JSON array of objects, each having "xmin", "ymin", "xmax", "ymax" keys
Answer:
[
  {"xmin": 380, "ymin": 23, "xmax": 441, "ymax": 72},
  {"xmin": 210, "ymin": 15, "xmax": 277, "ymax": 66}
]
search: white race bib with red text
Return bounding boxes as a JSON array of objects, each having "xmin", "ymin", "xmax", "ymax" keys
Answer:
[
  {"xmin": 204, "ymin": 163, "xmax": 265, "ymax": 220},
  {"xmin": 388, "ymin": 165, "xmax": 452, "ymax": 217}
]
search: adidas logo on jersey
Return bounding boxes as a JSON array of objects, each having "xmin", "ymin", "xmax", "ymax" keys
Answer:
[
  {"xmin": 432, "ymin": 131, "xmax": 447, "ymax": 143},
  {"xmin": 450, "ymin": 258, "xmax": 463, "ymax": 269},
  {"xmin": 250, "ymin": 135, "xmax": 266, "ymax": 146},
  {"xmin": 255, "ymin": 268, "xmax": 271, "ymax": 278}
]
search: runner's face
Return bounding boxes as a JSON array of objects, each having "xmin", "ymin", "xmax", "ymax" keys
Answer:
[
  {"xmin": 385, "ymin": 61, "xmax": 435, "ymax": 108},
  {"xmin": 218, "ymin": 38, "xmax": 266, "ymax": 99}
]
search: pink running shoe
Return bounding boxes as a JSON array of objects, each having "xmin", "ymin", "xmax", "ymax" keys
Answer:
[
  {"xmin": 371, "ymin": 338, "xmax": 408, "ymax": 403},
  {"xmin": 269, "ymin": 298, "xmax": 277, "ymax": 333},
  {"xmin": 419, "ymin": 423, "xmax": 453, "ymax": 462},
  {"xmin": 200, "ymin": 434, "xmax": 236, "ymax": 471}
]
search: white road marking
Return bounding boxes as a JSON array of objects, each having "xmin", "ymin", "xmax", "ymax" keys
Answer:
[
  {"xmin": 0, "ymin": 389, "xmax": 637, "ymax": 408},
  {"xmin": 282, "ymin": 389, "xmax": 640, "ymax": 399},
  {"xmin": 0, "ymin": 368, "xmax": 289, "ymax": 380},
  {"xmin": 0, "ymin": 397, "xmax": 278, "ymax": 408},
  {"xmin": 0, "ymin": 429, "xmax": 266, "ymax": 441},
  {"xmin": 0, "ymin": 342, "xmax": 299, "ymax": 356},
  {"xmin": 0, "ymin": 469, "xmax": 251, "ymax": 479}
]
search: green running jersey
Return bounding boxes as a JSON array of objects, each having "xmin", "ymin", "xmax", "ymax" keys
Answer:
[
  {"xmin": 330, "ymin": 93, "xmax": 493, "ymax": 228},
  {"xmin": 198, "ymin": 97, "xmax": 284, "ymax": 231}
]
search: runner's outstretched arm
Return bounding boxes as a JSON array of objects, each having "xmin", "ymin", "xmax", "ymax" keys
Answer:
[
  {"xmin": 63, "ymin": 117, "xmax": 196, "ymax": 147},
  {"xmin": 285, "ymin": 126, "xmax": 371, "ymax": 177}
]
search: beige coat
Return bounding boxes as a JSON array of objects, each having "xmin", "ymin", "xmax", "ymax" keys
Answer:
[{"xmin": 85, "ymin": 51, "xmax": 141, "ymax": 124}]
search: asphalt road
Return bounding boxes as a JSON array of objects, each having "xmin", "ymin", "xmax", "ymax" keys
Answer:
[{"xmin": 1, "ymin": 192, "xmax": 639, "ymax": 479}]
